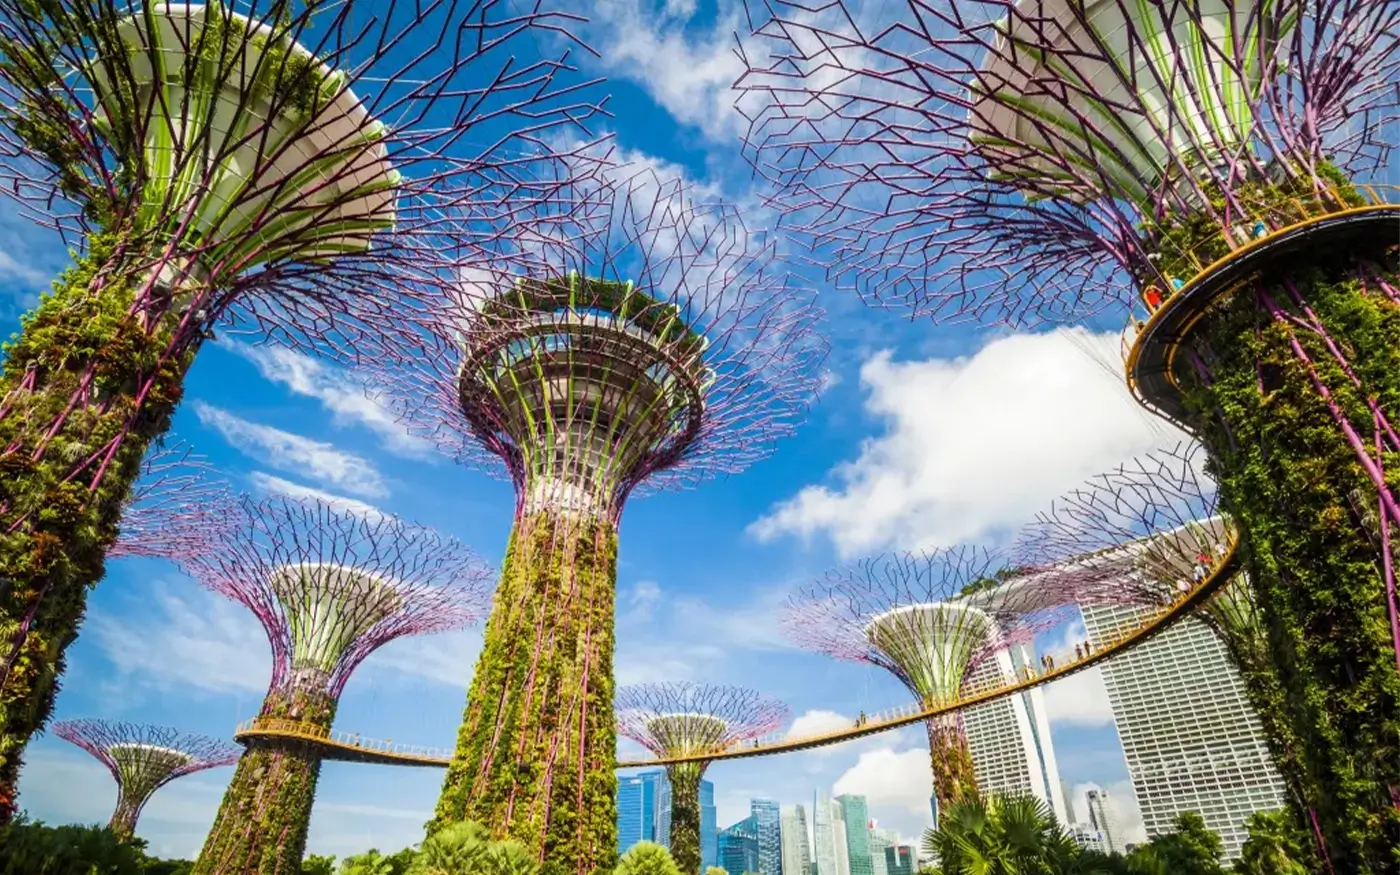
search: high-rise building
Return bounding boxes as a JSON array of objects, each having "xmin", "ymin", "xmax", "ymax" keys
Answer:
[
  {"xmin": 962, "ymin": 639, "xmax": 1069, "ymax": 824},
  {"xmin": 884, "ymin": 845, "xmax": 915, "ymax": 875},
  {"xmin": 868, "ymin": 826, "xmax": 898, "ymax": 875},
  {"xmin": 779, "ymin": 804, "xmax": 812, "ymax": 875},
  {"xmin": 720, "ymin": 815, "xmax": 762, "ymax": 875},
  {"xmin": 811, "ymin": 794, "xmax": 850, "ymax": 875},
  {"xmin": 617, "ymin": 770, "xmax": 666, "ymax": 854},
  {"xmin": 1082, "ymin": 605, "xmax": 1289, "ymax": 861},
  {"xmin": 1059, "ymin": 779, "xmax": 1076, "ymax": 823},
  {"xmin": 657, "ymin": 775, "xmax": 719, "ymax": 866},
  {"xmin": 1068, "ymin": 824, "xmax": 1108, "ymax": 853},
  {"xmin": 752, "ymin": 798, "xmax": 783, "ymax": 875},
  {"xmin": 1085, "ymin": 789, "xmax": 1120, "ymax": 854},
  {"xmin": 834, "ymin": 795, "xmax": 873, "ymax": 875}
]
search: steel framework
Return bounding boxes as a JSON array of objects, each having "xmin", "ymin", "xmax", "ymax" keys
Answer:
[
  {"xmin": 52, "ymin": 718, "xmax": 239, "ymax": 842},
  {"xmin": 786, "ymin": 546, "xmax": 1067, "ymax": 818},
  {"xmin": 110, "ymin": 439, "xmax": 235, "ymax": 560},
  {"xmin": 739, "ymin": 0, "xmax": 1400, "ymax": 863},
  {"xmin": 370, "ymin": 166, "xmax": 825, "ymax": 875},
  {"xmin": 615, "ymin": 682, "xmax": 788, "ymax": 875},
  {"xmin": 0, "ymin": 0, "xmax": 605, "ymax": 822},
  {"xmin": 181, "ymin": 495, "xmax": 492, "ymax": 874}
]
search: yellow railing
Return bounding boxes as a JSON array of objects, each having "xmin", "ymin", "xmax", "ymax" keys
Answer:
[{"xmin": 233, "ymin": 532, "xmax": 1240, "ymax": 768}]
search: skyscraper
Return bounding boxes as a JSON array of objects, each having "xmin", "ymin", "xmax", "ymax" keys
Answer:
[
  {"xmin": 1081, "ymin": 606, "xmax": 1289, "ymax": 861},
  {"xmin": 617, "ymin": 770, "xmax": 666, "ymax": 854},
  {"xmin": 961, "ymin": 639, "xmax": 1069, "ymax": 825},
  {"xmin": 811, "ymin": 794, "xmax": 850, "ymax": 875},
  {"xmin": 657, "ymin": 775, "xmax": 719, "ymax": 865},
  {"xmin": 834, "ymin": 795, "xmax": 874, "ymax": 875},
  {"xmin": 1085, "ymin": 789, "xmax": 1120, "ymax": 855},
  {"xmin": 720, "ymin": 815, "xmax": 763, "ymax": 875},
  {"xmin": 752, "ymin": 798, "xmax": 783, "ymax": 875},
  {"xmin": 779, "ymin": 804, "xmax": 813, "ymax": 875},
  {"xmin": 868, "ymin": 826, "xmax": 899, "ymax": 875},
  {"xmin": 884, "ymin": 845, "xmax": 915, "ymax": 875}
]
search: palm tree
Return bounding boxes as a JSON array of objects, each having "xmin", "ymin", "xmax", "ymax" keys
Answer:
[
  {"xmin": 409, "ymin": 822, "xmax": 539, "ymax": 875},
  {"xmin": 922, "ymin": 794, "xmax": 1118, "ymax": 875},
  {"xmin": 616, "ymin": 843, "xmax": 684, "ymax": 875}
]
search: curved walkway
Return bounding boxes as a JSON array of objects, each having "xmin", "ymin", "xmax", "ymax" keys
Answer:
[{"xmin": 233, "ymin": 532, "xmax": 1241, "ymax": 769}]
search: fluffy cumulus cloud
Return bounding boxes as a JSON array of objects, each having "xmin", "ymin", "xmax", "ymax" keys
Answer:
[
  {"xmin": 1070, "ymin": 780, "xmax": 1148, "ymax": 846},
  {"xmin": 193, "ymin": 402, "xmax": 388, "ymax": 498},
  {"xmin": 581, "ymin": 0, "xmax": 746, "ymax": 141},
  {"xmin": 833, "ymin": 747, "xmax": 934, "ymax": 818},
  {"xmin": 751, "ymin": 328, "xmax": 1186, "ymax": 556}
]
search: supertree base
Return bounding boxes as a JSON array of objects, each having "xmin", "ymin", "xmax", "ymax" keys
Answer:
[
  {"xmin": 1130, "ymin": 209, "xmax": 1400, "ymax": 870},
  {"xmin": 926, "ymin": 713, "xmax": 978, "ymax": 820},
  {"xmin": 193, "ymin": 689, "xmax": 336, "ymax": 875},
  {"xmin": 667, "ymin": 762, "xmax": 705, "ymax": 875},
  {"xmin": 430, "ymin": 510, "xmax": 619, "ymax": 875},
  {"xmin": 0, "ymin": 241, "xmax": 195, "ymax": 821}
]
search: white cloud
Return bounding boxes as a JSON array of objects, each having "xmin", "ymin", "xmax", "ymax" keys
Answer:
[
  {"xmin": 1040, "ymin": 621, "xmax": 1116, "ymax": 728},
  {"xmin": 1070, "ymin": 780, "xmax": 1148, "ymax": 846},
  {"xmin": 86, "ymin": 584, "xmax": 271, "ymax": 698},
  {"xmin": 194, "ymin": 402, "xmax": 388, "ymax": 498},
  {"xmin": 248, "ymin": 472, "xmax": 388, "ymax": 521},
  {"xmin": 751, "ymin": 329, "xmax": 1185, "ymax": 556},
  {"xmin": 221, "ymin": 341, "xmax": 431, "ymax": 458},
  {"xmin": 833, "ymin": 747, "xmax": 935, "ymax": 818},
  {"xmin": 582, "ymin": 0, "xmax": 746, "ymax": 140}
]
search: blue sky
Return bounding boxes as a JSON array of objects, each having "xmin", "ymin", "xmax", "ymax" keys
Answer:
[{"xmin": 4, "ymin": 0, "xmax": 1194, "ymax": 860}]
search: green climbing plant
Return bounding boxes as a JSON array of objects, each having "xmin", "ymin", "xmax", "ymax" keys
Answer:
[{"xmin": 430, "ymin": 511, "xmax": 619, "ymax": 875}]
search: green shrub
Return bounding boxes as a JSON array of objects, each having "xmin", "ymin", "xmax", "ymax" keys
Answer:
[{"xmin": 615, "ymin": 843, "xmax": 683, "ymax": 875}]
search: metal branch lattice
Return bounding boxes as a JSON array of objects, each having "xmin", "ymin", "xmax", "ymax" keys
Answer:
[
  {"xmin": 52, "ymin": 719, "xmax": 239, "ymax": 840},
  {"xmin": 110, "ymin": 439, "xmax": 236, "ymax": 560},
  {"xmin": 370, "ymin": 164, "xmax": 829, "ymax": 525},
  {"xmin": 180, "ymin": 495, "xmax": 493, "ymax": 698},
  {"xmin": 737, "ymin": 0, "xmax": 1400, "ymax": 325},
  {"xmin": 787, "ymin": 546, "xmax": 1070, "ymax": 706},
  {"xmin": 615, "ymin": 682, "xmax": 790, "ymax": 758}
]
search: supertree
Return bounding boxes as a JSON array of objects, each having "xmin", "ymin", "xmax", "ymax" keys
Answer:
[
  {"xmin": 368, "ymin": 166, "xmax": 826, "ymax": 875},
  {"xmin": 1013, "ymin": 444, "xmax": 1320, "ymax": 843},
  {"xmin": 739, "ymin": 0, "xmax": 1400, "ymax": 865},
  {"xmin": 179, "ymin": 495, "xmax": 493, "ymax": 874},
  {"xmin": 785, "ymin": 547, "xmax": 1067, "ymax": 819},
  {"xmin": 52, "ymin": 718, "xmax": 239, "ymax": 842},
  {"xmin": 110, "ymin": 439, "xmax": 235, "ymax": 560},
  {"xmin": 615, "ymin": 683, "xmax": 789, "ymax": 875},
  {"xmin": 0, "ymin": 0, "xmax": 603, "ymax": 819}
]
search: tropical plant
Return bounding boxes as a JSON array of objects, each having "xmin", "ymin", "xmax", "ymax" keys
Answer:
[
  {"xmin": 302, "ymin": 856, "xmax": 337, "ymax": 875},
  {"xmin": 615, "ymin": 842, "xmax": 684, "ymax": 875},
  {"xmin": 410, "ymin": 821, "xmax": 539, "ymax": 875},
  {"xmin": 1232, "ymin": 810, "xmax": 1313, "ymax": 875},
  {"xmin": 1135, "ymin": 813, "xmax": 1225, "ymax": 875},
  {"xmin": 705, "ymin": 867, "xmax": 728, "ymax": 875},
  {"xmin": 0, "ymin": 815, "xmax": 195, "ymax": 874},
  {"xmin": 921, "ymin": 793, "xmax": 1114, "ymax": 874}
]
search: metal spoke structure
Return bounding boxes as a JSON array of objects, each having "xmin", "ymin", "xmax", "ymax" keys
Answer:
[
  {"xmin": 52, "ymin": 719, "xmax": 239, "ymax": 842},
  {"xmin": 110, "ymin": 439, "xmax": 235, "ymax": 560},
  {"xmin": 785, "ymin": 546, "xmax": 1070, "ymax": 819},
  {"xmin": 182, "ymin": 495, "xmax": 492, "ymax": 874},
  {"xmin": 370, "ymin": 165, "xmax": 825, "ymax": 875},
  {"xmin": 0, "ymin": 0, "xmax": 604, "ymax": 821},
  {"xmin": 739, "ymin": 0, "xmax": 1400, "ymax": 863},
  {"xmin": 615, "ymin": 683, "xmax": 789, "ymax": 875}
]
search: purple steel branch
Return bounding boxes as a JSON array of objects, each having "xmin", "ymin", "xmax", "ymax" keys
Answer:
[
  {"xmin": 615, "ymin": 682, "xmax": 790, "ymax": 755},
  {"xmin": 52, "ymin": 718, "xmax": 239, "ymax": 836},
  {"xmin": 1013, "ymin": 442, "xmax": 1232, "ymax": 609},
  {"xmin": 110, "ymin": 440, "xmax": 238, "ymax": 561},
  {"xmin": 785, "ymin": 545, "xmax": 1069, "ymax": 699},
  {"xmin": 179, "ymin": 495, "xmax": 494, "ymax": 698},
  {"xmin": 736, "ymin": 0, "xmax": 1400, "ymax": 326},
  {"xmin": 368, "ymin": 164, "xmax": 828, "ymax": 519}
]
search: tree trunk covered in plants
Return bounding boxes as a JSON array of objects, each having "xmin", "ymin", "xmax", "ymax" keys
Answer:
[
  {"xmin": 192, "ymin": 685, "xmax": 337, "ymax": 875},
  {"xmin": 1177, "ymin": 255, "xmax": 1400, "ymax": 873},
  {"xmin": 108, "ymin": 790, "xmax": 143, "ymax": 844},
  {"xmin": 0, "ymin": 238, "xmax": 199, "ymax": 823},
  {"xmin": 667, "ymin": 762, "xmax": 706, "ymax": 875},
  {"xmin": 430, "ymin": 510, "xmax": 619, "ymax": 875},
  {"xmin": 925, "ymin": 713, "xmax": 977, "ymax": 822}
]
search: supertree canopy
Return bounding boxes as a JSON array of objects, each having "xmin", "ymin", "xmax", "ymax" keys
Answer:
[
  {"xmin": 110, "ymin": 439, "xmax": 235, "ymax": 560},
  {"xmin": 52, "ymin": 719, "xmax": 239, "ymax": 843},
  {"xmin": 371, "ymin": 166, "xmax": 826, "ymax": 875},
  {"xmin": 0, "ymin": 0, "xmax": 602, "ymax": 822},
  {"xmin": 1013, "ymin": 445, "xmax": 1314, "ymax": 826},
  {"xmin": 615, "ymin": 683, "xmax": 789, "ymax": 875},
  {"xmin": 740, "ymin": 1, "xmax": 1400, "ymax": 865},
  {"xmin": 786, "ymin": 547, "xmax": 1066, "ymax": 818},
  {"xmin": 180, "ymin": 496, "xmax": 492, "ymax": 874}
]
